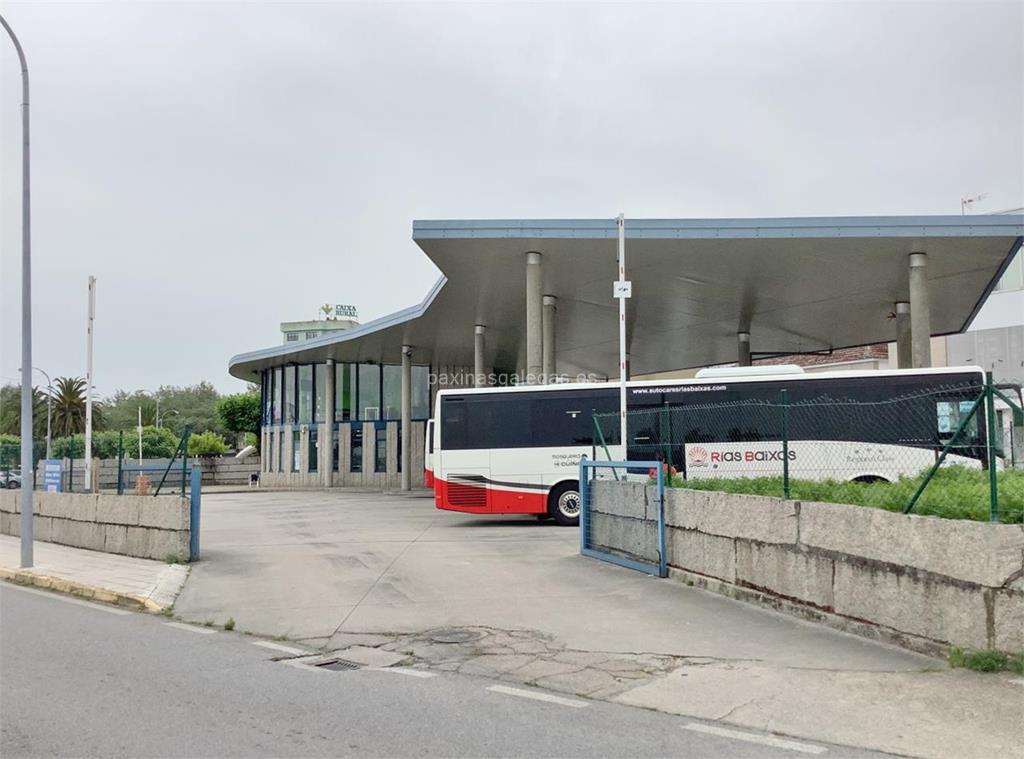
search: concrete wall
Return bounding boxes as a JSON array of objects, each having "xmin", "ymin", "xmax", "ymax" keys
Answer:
[
  {"xmin": 589, "ymin": 483, "xmax": 1024, "ymax": 656},
  {"xmin": 34, "ymin": 456, "xmax": 260, "ymax": 491},
  {"xmin": 259, "ymin": 420, "xmax": 427, "ymax": 490},
  {"xmin": 0, "ymin": 490, "xmax": 190, "ymax": 561}
]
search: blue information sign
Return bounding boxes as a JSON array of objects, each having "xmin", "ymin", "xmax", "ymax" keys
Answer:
[{"xmin": 43, "ymin": 459, "xmax": 63, "ymax": 492}]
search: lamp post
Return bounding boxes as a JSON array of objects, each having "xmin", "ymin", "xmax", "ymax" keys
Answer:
[
  {"xmin": 31, "ymin": 367, "xmax": 51, "ymax": 459},
  {"xmin": 16, "ymin": 366, "xmax": 51, "ymax": 460},
  {"xmin": 1, "ymin": 13, "xmax": 34, "ymax": 568}
]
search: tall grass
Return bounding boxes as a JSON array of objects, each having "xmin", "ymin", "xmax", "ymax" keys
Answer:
[{"xmin": 671, "ymin": 466, "xmax": 1024, "ymax": 523}]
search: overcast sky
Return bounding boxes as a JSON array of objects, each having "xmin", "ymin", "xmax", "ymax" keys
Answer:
[{"xmin": 1, "ymin": 1, "xmax": 1021, "ymax": 396}]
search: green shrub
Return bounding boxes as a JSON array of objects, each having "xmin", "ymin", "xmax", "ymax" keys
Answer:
[
  {"xmin": 670, "ymin": 466, "xmax": 1023, "ymax": 523},
  {"xmin": 187, "ymin": 431, "xmax": 228, "ymax": 456},
  {"xmin": 948, "ymin": 646, "xmax": 1024, "ymax": 673}
]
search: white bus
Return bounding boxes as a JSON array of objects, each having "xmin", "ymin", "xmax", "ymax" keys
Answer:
[{"xmin": 431, "ymin": 366, "xmax": 1002, "ymax": 526}]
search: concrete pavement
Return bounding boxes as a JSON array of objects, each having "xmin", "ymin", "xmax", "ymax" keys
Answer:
[
  {"xmin": 2, "ymin": 583, "xmax": 886, "ymax": 758},
  {"xmin": 171, "ymin": 489, "xmax": 1024, "ymax": 759},
  {"xmin": 0, "ymin": 534, "xmax": 187, "ymax": 611}
]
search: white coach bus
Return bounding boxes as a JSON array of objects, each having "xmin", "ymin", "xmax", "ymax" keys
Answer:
[{"xmin": 431, "ymin": 366, "xmax": 1000, "ymax": 526}]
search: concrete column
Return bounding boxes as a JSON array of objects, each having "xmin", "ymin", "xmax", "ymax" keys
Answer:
[
  {"xmin": 737, "ymin": 332, "xmax": 751, "ymax": 367},
  {"xmin": 401, "ymin": 345, "xmax": 412, "ymax": 490},
  {"xmin": 895, "ymin": 302, "xmax": 912, "ymax": 370},
  {"xmin": 525, "ymin": 251, "xmax": 543, "ymax": 383},
  {"xmin": 909, "ymin": 253, "xmax": 932, "ymax": 368},
  {"xmin": 474, "ymin": 325, "xmax": 486, "ymax": 387},
  {"xmin": 542, "ymin": 295, "xmax": 556, "ymax": 383},
  {"xmin": 323, "ymin": 360, "xmax": 335, "ymax": 486}
]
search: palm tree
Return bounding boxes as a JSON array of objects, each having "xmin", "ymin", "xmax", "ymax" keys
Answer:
[
  {"xmin": 0, "ymin": 383, "xmax": 48, "ymax": 437},
  {"xmin": 50, "ymin": 377, "xmax": 104, "ymax": 436}
]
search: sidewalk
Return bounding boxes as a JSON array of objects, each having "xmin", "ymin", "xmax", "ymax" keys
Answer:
[{"xmin": 0, "ymin": 535, "xmax": 188, "ymax": 612}]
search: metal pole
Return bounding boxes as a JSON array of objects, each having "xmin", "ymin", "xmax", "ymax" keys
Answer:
[
  {"xmin": 2, "ymin": 13, "xmax": 33, "ymax": 567},
  {"xmin": 400, "ymin": 345, "xmax": 412, "ymax": 491},
  {"xmin": 985, "ymin": 372, "xmax": 999, "ymax": 522},
  {"xmin": 616, "ymin": 213, "xmax": 628, "ymax": 456},
  {"xmin": 780, "ymin": 389, "xmax": 790, "ymax": 499},
  {"xmin": 137, "ymin": 406, "xmax": 143, "ymax": 464},
  {"xmin": 84, "ymin": 276, "xmax": 95, "ymax": 491}
]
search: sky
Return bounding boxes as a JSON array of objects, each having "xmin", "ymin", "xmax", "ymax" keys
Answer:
[{"xmin": 1, "ymin": 1, "xmax": 1021, "ymax": 396}]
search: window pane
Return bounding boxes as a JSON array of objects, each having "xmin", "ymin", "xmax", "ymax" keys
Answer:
[
  {"xmin": 292, "ymin": 430, "xmax": 300, "ymax": 471},
  {"xmin": 332, "ymin": 425, "xmax": 340, "ymax": 471},
  {"xmin": 375, "ymin": 430, "xmax": 387, "ymax": 472},
  {"xmin": 314, "ymin": 364, "xmax": 327, "ymax": 423},
  {"xmin": 336, "ymin": 364, "xmax": 354, "ymax": 421},
  {"xmin": 412, "ymin": 365, "xmax": 430, "ymax": 419},
  {"xmin": 350, "ymin": 425, "xmax": 363, "ymax": 472},
  {"xmin": 383, "ymin": 365, "xmax": 402, "ymax": 420},
  {"xmin": 357, "ymin": 365, "xmax": 381, "ymax": 420},
  {"xmin": 272, "ymin": 367, "xmax": 282, "ymax": 424},
  {"xmin": 397, "ymin": 426, "xmax": 402, "ymax": 472},
  {"xmin": 283, "ymin": 366, "xmax": 296, "ymax": 424},
  {"xmin": 298, "ymin": 365, "xmax": 313, "ymax": 424},
  {"xmin": 308, "ymin": 427, "xmax": 318, "ymax": 473}
]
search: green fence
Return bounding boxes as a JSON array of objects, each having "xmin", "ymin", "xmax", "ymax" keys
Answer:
[
  {"xmin": 0, "ymin": 439, "xmax": 45, "ymax": 491},
  {"xmin": 594, "ymin": 374, "xmax": 1023, "ymax": 524}
]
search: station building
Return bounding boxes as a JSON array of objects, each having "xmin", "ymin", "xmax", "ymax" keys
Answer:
[{"xmin": 228, "ymin": 214, "xmax": 1023, "ymax": 490}]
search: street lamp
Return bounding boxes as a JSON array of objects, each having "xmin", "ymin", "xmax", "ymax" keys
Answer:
[
  {"xmin": 1, "ymin": 12, "xmax": 34, "ymax": 569},
  {"xmin": 19, "ymin": 366, "xmax": 52, "ymax": 459}
]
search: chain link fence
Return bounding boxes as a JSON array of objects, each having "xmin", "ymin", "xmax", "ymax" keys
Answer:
[{"xmin": 594, "ymin": 376, "xmax": 1023, "ymax": 524}]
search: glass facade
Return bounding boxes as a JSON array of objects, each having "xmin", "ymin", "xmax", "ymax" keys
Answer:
[
  {"xmin": 350, "ymin": 426, "xmax": 363, "ymax": 472},
  {"xmin": 382, "ymin": 365, "xmax": 402, "ymax": 420},
  {"xmin": 283, "ymin": 366, "xmax": 296, "ymax": 424},
  {"xmin": 308, "ymin": 427, "xmax": 318, "ymax": 473},
  {"xmin": 298, "ymin": 365, "xmax": 313, "ymax": 424},
  {"xmin": 260, "ymin": 362, "xmax": 431, "ymax": 426},
  {"xmin": 314, "ymin": 365, "xmax": 327, "ymax": 423},
  {"xmin": 336, "ymin": 363, "xmax": 354, "ymax": 421},
  {"xmin": 272, "ymin": 367, "xmax": 282, "ymax": 424},
  {"xmin": 358, "ymin": 364, "xmax": 381, "ymax": 420},
  {"xmin": 374, "ymin": 426, "xmax": 387, "ymax": 472}
]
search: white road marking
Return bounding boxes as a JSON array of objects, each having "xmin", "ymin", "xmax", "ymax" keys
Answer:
[
  {"xmin": 372, "ymin": 667, "xmax": 437, "ymax": 678},
  {"xmin": 164, "ymin": 621, "xmax": 217, "ymax": 635},
  {"xmin": 2, "ymin": 582, "xmax": 131, "ymax": 615},
  {"xmin": 683, "ymin": 723, "xmax": 827, "ymax": 755},
  {"xmin": 486, "ymin": 685, "xmax": 588, "ymax": 708},
  {"xmin": 253, "ymin": 640, "xmax": 306, "ymax": 656}
]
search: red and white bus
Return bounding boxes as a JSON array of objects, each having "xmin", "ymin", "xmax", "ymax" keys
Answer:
[{"xmin": 430, "ymin": 366, "xmax": 1003, "ymax": 526}]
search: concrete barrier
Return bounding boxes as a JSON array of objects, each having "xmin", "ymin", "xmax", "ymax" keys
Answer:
[
  {"xmin": 35, "ymin": 455, "xmax": 260, "ymax": 491},
  {"xmin": 590, "ymin": 484, "xmax": 1024, "ymax": 656},
  {"xmin": 0, "ymin": 490, "xmax": 190, "ymax": 561}
]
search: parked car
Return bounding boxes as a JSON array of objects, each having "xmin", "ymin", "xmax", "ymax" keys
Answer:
[{"xmin": 1, "ymin": 470, "xmax": 21, "ymax": 489}]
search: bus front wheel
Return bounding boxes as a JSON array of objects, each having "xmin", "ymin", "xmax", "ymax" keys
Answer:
[{"xmin": 549, "ymin": 482, "xmax": 581, "ymax": 527}]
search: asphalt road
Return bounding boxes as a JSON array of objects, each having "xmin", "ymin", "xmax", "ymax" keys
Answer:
[{"xmin": 1, "ymin": 583, "xmax": 890, "ymax": 759}]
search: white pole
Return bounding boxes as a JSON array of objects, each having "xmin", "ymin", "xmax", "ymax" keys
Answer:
[
  {"xmin": 137, "ymin": 406, "xmax": 143, "ymax": 464},
  {"xmin": 616, "ymin": 213, "xmax": 627, "ymax": 456},
  {"xmin": 84, "ymin": 275, "xmax": 95, "ymax": 491}
]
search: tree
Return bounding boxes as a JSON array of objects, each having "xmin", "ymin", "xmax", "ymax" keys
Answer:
[
  {"xmin": 50, "ymin": 377, "xmax": 104, "ymax": 437},
  {"xmin": 0, "ymin": 383, "xmax": 48, "ymax": 438},
  {"xmin": 187, "ymin": 430, "xmax": 228, "ymax": 456},
  {"xmin": 217, "ymin": 391, "xmax": 261, "ymax": 447}
]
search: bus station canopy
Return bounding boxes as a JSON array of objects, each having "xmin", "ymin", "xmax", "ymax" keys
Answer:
[{"xmin": 229, "ymin": 215, "xmax": 1023, "ymax": 382}]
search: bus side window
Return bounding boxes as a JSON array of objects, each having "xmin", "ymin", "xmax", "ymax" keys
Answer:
[{"xmin": 936, "ymin": 400, "xmax": 978, "ymax": 442}]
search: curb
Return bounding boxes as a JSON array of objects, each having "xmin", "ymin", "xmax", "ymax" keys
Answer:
[{"xmin": 0, "ymin": 567, "xmax": 168, "ymax": 613}]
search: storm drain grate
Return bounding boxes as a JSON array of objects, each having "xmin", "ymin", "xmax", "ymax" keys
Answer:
[{"xmin": 312, "ymin": 658, "xmax": 362, "ymax": 671}]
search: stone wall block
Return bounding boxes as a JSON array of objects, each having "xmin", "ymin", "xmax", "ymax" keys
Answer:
[
  {"xmin": 832, "ymin": 559, "xmax": 989, "ymax": 649},
  {"xmin": 735, "ymin": 541, "xmax": 834, "ymax": 609},
  {"xmin": 800, "ymin": 500, "xmax": 1024, "ymax": 587},
  {"xmin": 993, "ymin": 588, "xmax": 1024, "ymax": 652},
  {"xmin": 667, "ymin": 527, "xmax": 736, "ymax": 582}
]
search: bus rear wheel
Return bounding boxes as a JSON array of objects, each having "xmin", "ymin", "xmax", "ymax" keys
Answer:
[{"xmin": 548, "ymin": 482, "xmax": 581, "ymax": 527}]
